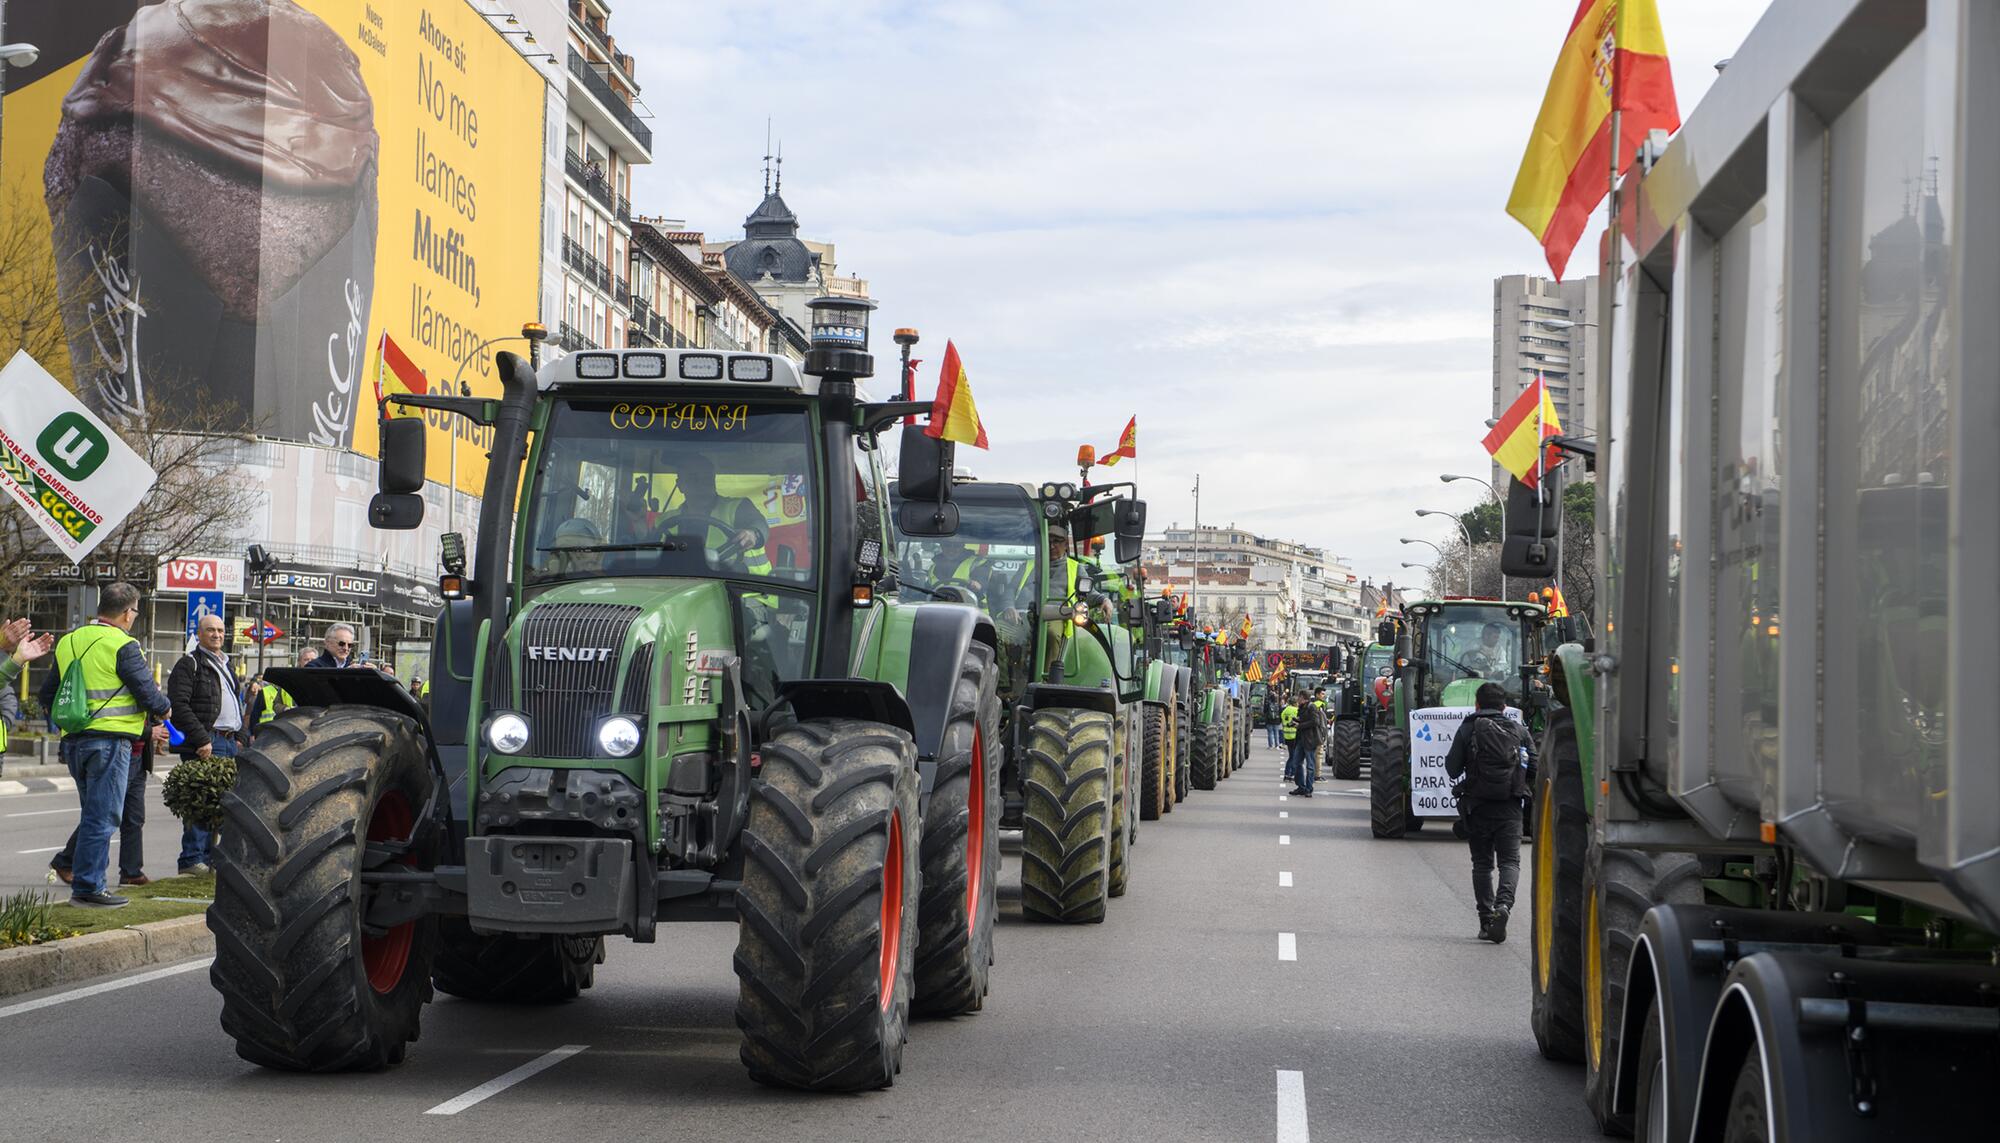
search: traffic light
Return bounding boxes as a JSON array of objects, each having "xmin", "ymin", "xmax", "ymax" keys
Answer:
[{"xmin": 1500, "ymin": 471, "xmax": 1562, "ymax": 579}]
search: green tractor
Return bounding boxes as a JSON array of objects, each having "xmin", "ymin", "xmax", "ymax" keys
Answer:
[
  {"xmin": 1160, "ymin": 622, "xmax": 1236, "ymax": 792},
  {"xmin": 209, "ymin": 327, "xmax": 1010, "ymax": 1093},
  {"xmin": 888, "ymin": 478, "xmax": 1149, "ymax": 922},
  {"xmin": 1369, "ymin": 599, "xmax": 1551, "ymax": 838},
  {"xmin": 1331, "ymin": 637, "xmax": 1397, "ymax": 781}
]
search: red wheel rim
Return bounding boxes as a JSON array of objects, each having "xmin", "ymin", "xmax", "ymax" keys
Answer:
[
  {"xmin": 965, "ymin": 730, "xmax": 985, "ymax": 936},
  {"xmin": 361, "ymin": 790, "xmax": 415, "ymax": 995},
  {"xmin": 878, "ymin": 810, "xmax": 905, "ymax": 1011}
]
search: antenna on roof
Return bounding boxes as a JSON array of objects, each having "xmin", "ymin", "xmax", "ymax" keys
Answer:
[
  {"xmin": 762, "ymin": 118, "xmax": 773, "ymax": 196},
  {"xmin": 775, "ymin": 139, "xmax": 783, "ymax": 194}
]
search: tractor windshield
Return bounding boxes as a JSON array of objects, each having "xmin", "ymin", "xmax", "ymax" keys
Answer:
[
  {"xmin": 1416, "ymin": 604, "xmax": 1531, "ymax": 708},
  {"xmin": 522, "ymin": 399, "xmax": 818, "ymax": 587},
  {"xmin": 891, "ymin": 489, "xmax": 1041, "ymax": 695}
]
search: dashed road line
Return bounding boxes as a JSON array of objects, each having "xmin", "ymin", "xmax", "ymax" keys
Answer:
[
  {"xmin": 1277, "ymin": 1069, "xmax": 1310, "ymax": 1141},
  {"xmin": 1278, "ymin": 835, "xmax": 1290, "ymax": 845},
  {"xmin": 425, "ymin": 1044, "xmax": 590, "ymax": 1115},
  {"xmin": 1279, "ymin": 811, "xmax": 1288, "ymax": 819},
  {"xmin": 1278, "ymin": 871, "xmax": 1293, "ymax": 888},
  {"xmin": 1278, "ymin": 933, "xmax": 1297, "ymax": 961},
  {"xmin": 0, "ymin": 958, "xmax": 211, "ymax": 1021},
  {"xmin": 6, "ymin": 808, "xmax": 79, "ymax": 818}
]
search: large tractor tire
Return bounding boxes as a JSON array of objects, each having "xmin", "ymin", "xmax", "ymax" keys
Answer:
[
  {"xmin": 1108, "ymin": 707, "xmax": 1138, "ymax": 896},
  {"xmin": 1139, "ymin": 703, "xmax": 1170, "ymax": 821},
  {"xmin": 1582, "ymin": 843, "xmax": 1703, "ymax": 1133},
  {"xmin": 913, "ymin": 645, "xmax": 1001, "ymax": 1017},
  {"xmin": 432, "ymin": 922, "xmax": 603, "ymax": 1003},
  {"xmin": 1368, "ymin": 725, "xmax": 1412, "ymax": 838},
  {"xmin": 1240, "ymin": 703, "xmax": 1253, "ymax": 767},
  {"xmin": 1529, "ymin": 710, "xmax": 1588, "ymax": 1063},
  {"xmin": 1191, "ymin": 717, "xmax": 1222, "ymax": 790},
  {"xmin": 735, "ymin": 719, "xmax": 921, "ymax": 1091},
  {"xmin": 1019, "ymin": 706, "xmax": 1113, "ymax": 924},
  {"xmin": 1173, "ymin": 699, "xmax": 1192, "ymax": 803},
  {"xmin": 1331, "ymin": 720, "xmax": 1363, "ymax": 781},
  {"xmin": 209, "ymin": 706, "xmax": 440, "ymax": 1071}
]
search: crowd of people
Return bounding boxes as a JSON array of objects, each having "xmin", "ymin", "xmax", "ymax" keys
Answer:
[{"xmin": 1, "ymin": 591, "xmax": 427, "ymax": 910}]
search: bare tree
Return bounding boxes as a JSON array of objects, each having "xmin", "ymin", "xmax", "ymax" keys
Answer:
[{"xmin": 0, "ymin": 182, "xmax": 74, "ymax": 383}]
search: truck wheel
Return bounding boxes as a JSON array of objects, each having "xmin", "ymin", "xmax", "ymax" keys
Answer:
[
  {"xmin": 1108, "ymin": 709, "xmax": 1132, "ymax": 897},
  {"xmin": 1191, "ymin": 716, "xmax": 1222, "ymax": 791},
  {"xmin": 1583, "ymin": 843, "xmax": 1702, "ymax": 1132},
  {"xmin": 1368, "ymin": 726, "xmax": 1411, "ymax": 838},
  {"xmin": 1139, "ymin": 704, "xmax": 1170, "ymax": 821},
  {"xmin": 1632, "ymin": 1000, "xmax": 1668, "ymax": 1143},
  {"xmin": 208, "ymin": 706, "xmax": 439, "ymax": 1071},
  {"xmin": 1720, "ymin": 1046, "xmax": 1770, "ymax": 1143},
  {"xmin": 1019, "ymin": 706, "xmax": 1113, "ymax": 924},
  {"xmin": 1530, "ymin": 711, "xmax": 1588, "ymax": 1063},
  {"xmin": 913, "ymin": 645, "xmax": 1001, "ymax": 1017},
  {"xmin": 735, "ymin": 719, "xmax": 920, "ymax": 1091},
  {"xmin": 1332, "ymin": 720, "xmax": 1363, "ymax": 781},
  {"xmin": 432, "ymin": 921, "xmax": 603, "ymax": 1003}
]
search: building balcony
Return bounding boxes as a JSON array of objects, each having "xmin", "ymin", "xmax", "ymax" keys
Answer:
[
  {"xmin": 630, "ymin": 296, "xmax": 652, "ymax": 324},
  {"xmin": 626, "ymin": 325, "xmax": 655, "ymax": 349},
  {"xmin": 558, "ymin": 321, "xmax": 598, "ymax": 353},
  {"xmin": 615, "ymin": 192, "xmax": 631, "ymax": 224},
  {"xmin": 567, "ymin": 49, "xmax": 651, "ymax": 156},
  {"xmin": 613, "ymin": 280, "xmax": 631, "ymax": 308},
  {"xmin": 564, "ymin": 148, "xmax": 616, "ymax": 214}
]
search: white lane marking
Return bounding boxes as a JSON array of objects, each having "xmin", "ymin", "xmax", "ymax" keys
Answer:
[
  {"xmin": 1278, "ymin": 932, "xmax": 1298, "ymax": 961},
  {"xmin": 1278, "ymin": 794, "xmax": 1287, "ymax": 801},
  {"xmin": 16, "ymin": 845, "xmax": 64, "ymax": 854},
  {"xmin": 0, "ymin": 958, "xmax": 212, "ymax": 1021},
  {"xmin": 6, "ymin": 808, "xmax": 79, "ymax": 817},
  {"xmin": 1279, "ymin": 871, "xmax": 1293, "ymax": 887},
  {"xmin": 1277, "ymin": 1069, "xmax": 1310, "ymax": 1142},
  {"xmin": 425, "ymin": 1044, "xmax": 590, "ymax": 1115},
  {"xmin": 1278, "ymin": 835, "xmax": 1290, "ymax": 845},
  {"xmin": 1279, "ymin": 811, "xmax": 1288, "ymax": 819}
]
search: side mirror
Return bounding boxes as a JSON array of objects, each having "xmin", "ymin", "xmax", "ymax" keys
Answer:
[
  {"xmin": 1376, "ymin": 618, "xmax": 1396, "ymax": 646},
  {"xmin": 896, "ymin": 498, "xmax": 960, "ymax": 537},
  {"xmin": 1114, "ymin": 498, "xmax": 1147, "ymax": 564},
  {"xmin": 897, "ymin": 424, "xmax": 951, "ymax": 502},
  {"xmin": 368, "ymin": 492, "xmax": 425, "ymax": 530},
  {"xmin": 378, "ymin": 416, "xmax": 427, "ymax": 495},
  {"xmin": 1394, "ymin": 631, "xmax": 1412, "ymax": 668},
  {"xmin": 1501, "ymin": 472, "xmax": 1562, "ymax": 579}
]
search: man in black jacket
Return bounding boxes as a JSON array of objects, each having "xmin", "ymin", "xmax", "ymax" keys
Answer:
[
  {"xmin": 165, "ymin": 613, "xmax": 244, "ymax": 874},
  {"xmin": 1445, "ymin": 683, "xmax": 1536, "ymax": 943}
]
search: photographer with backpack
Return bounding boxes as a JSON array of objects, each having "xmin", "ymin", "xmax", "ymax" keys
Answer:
[{"xmin": 1444, "ymin": 682, "xmax": 1535, "ymax": 943}]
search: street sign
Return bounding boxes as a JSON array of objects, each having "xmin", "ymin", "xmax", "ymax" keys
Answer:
[
  {"xmin": 159, "ymin": 557, "xmax": 247, "ymax": 594},
  {"xmin": 186, "ymin": 590, "xmax": 224, "ymax": 644},
  {"xmin": 0, "ymin": 350, "xmax": 159, "ymax": 559},
  {"xmin": 244, "ymin": 620, "xmax": 283, "ymax": 644}
]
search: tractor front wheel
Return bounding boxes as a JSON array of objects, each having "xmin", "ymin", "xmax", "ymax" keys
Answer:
[
  {"xmin": 1173, "ymin": 700, "xmax": 1192, "ymax": 803},
  {"xmin": 1109, "ymin": 707, "xmax": 1133, "ymax": 897},
  {"xmin": 1331, "ymin": 720, "xmax": 1363, "ymax": 781},
  {"xmin": 1019, "ymin": 706, "xmax": 1113, "ymax": 924},
  {"xmin": 1139, "ymin": 703, "xmax": 1170, "ymax": 821},
  {"xmin": 735, "ymin": 719, "xmax": 921, "ymax": 1091},
  {"xmin": 1529, "ymin": 709, "xmax": 1588, "ymax": 1063},
  {"xmin": 209, "ymin": 706, "xmax": 439, "ymax": 1071},
  {"xmin": 913, "ymin": 645, "xmax": 1001, "ymax": 1016},
  {"xmin": 1191, "ymin": 716, "xmax": 1222, "ymax": 790},
  {"xmin": 1368, "ymin": 725, "xmax": 1412, "ymax": 838}
]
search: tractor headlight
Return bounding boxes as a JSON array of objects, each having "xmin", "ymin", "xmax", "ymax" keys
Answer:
[
  {"xmin": 485, "ymin": 712, "xmax": 530, "ymax": 755},
  {"xmin": 597, "ymin": 716, "xmax": 642, "ymax": 758}
]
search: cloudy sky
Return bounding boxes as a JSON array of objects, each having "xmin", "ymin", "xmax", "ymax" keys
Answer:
[{"xmin": 617, "ymin": 0, "xmax": 1773, "ymax": 588}]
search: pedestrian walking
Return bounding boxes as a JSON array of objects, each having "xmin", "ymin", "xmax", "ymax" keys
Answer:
[
  {"xmin": 166, "ymin": 612, "xmax": 244, "ymax": 875},
  {"xmin": 1309, "ymin": 687, "xmax": 1330, "ymax": 781},
  {"xmin": 1263, "ymin": 689, "xmax": 1283, "ymax": 749},
  {"xmin": 36, "ymin": 583, "xmax": 173, "ymax": 908},
  {"xmin": 1290, "ymin": 692, "xmax": 1326, "ymax": 797},
  {"xmin": 307, "ymin": 624, "xmax": 358, "ymax": 668},
  {"xmin": 49, "ymin": 719, "xmax": 167, "ymax": 888},
  {"xmin": 1279, "ymin": 695, "xmax": 1300, "ymax": 783},
  {"xmin": 1444, "ymin": 682, "xmax": 1536, "ymax": 943}
]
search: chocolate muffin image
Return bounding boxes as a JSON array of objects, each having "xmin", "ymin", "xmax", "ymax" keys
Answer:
[{"xmin": 45, "ymin": 0, "xmax": 378, "ymax": 440}]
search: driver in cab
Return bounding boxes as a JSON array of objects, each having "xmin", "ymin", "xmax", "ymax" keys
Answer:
[
  {"xmin": 656, "ymin": 454, "xmax": 772, "ymax": 575},
  {"xmin": 1462, "ymin": 622, "xmax": 1513, "ymax": 678}
]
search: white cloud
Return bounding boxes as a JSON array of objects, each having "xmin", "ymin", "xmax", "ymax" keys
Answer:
[{"xmin": 615, "ymin": 0, "xmax": 1774, "ymax": 586}]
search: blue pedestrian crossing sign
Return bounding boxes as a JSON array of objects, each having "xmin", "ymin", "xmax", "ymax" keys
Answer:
[{"xmin": 186, "ymin": 590, "xmax": 225, "ymax": 643}]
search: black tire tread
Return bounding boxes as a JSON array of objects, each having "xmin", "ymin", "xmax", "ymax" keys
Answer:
[
  {"xmin": 1585, "ymin": 844, "xmax": 1703, "ymax": 1133},
  {"xmin": 1139, "ymin": 704, "xmax": 1170, "ymax": 821},
  {"xmin": 1018, "ymin": 706, "xmax": 1112, "ymax": 924},
  {"xmin": 1369, "ymin": 726, "xmax": 1411, "ymax": 838},
  {"xmin": 1332, "ymin": 720, "xmax": 1363, "ymax": 781},
  {"xmin": 1191, "ymin": 715, "xmax": 1222, "ymax": 791},
  {"xmin": 912, "ymin": 646, "xmax": 1000, "ymax": 1016},
  {"xmin": 1530, "ymin": 710, "xmax": 1588, "ymax": 1063}
]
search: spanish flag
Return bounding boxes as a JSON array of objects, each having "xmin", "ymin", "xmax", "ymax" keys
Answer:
[
  {"xmin": 1238, "ymin": 614, "xmax": 1253, "ymax": 640},
  {"xmin": 1506, "ymin": 0, "xmax": 1679, "ymax": 280},
  {"xmin": 1483, "ymin": 375, "xmax": 1565, "ymax": 490},
  {"xmin": 1099, "ymin": 416, "xmax": 1137, "ymax": 467},
  {"xmin": 1544, "ymin": 584, "xmax": 1571, "ymax": 618},
  {"xmin": 924, "ymin": 340, "xmax": 989, "ymax": 449},
  {"xmin": 376, "ymin": 331, "xmax": 426, "ymax": 419}
]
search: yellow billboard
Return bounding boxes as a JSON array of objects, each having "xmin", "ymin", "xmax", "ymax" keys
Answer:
[{"xmin": 0, "ymin": 0, "xmax": 545, "ymax": 492}]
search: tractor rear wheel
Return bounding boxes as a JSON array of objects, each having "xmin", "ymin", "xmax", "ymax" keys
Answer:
[
  {"xmin": 1583, "ymin": 843, "xmax": 1703, "ymax": 1132},
  {"xmin": 1191, "ymin": 715, "xmax": 1222, "ymax": 790},
  {"xmin": 913, "ymin": 645, "xmax": 1001, "ymax": 1017},
  {"xmin": 1368, "ymin": 726, "xmax": 1412, "ymax": 838},
  {"xmin": 1529, "ymin": 710, "xmax": 1588, "ymax": 1063},
  {"xmin": 1139, "ymin": 704, "xmax": 1170, "ymax": 821},
  {"xmin": 1173, "ymin": 699, "xmax": 1192, "ymax": 803},
  {"xmin": 1331, "ymin": 720, "xmax": 1363, "ymax": 781},
  {"xmin": 735, "ymin": 719, "xmax": 920, "ymax": 1091},
  {"xmin": 431, "ymin": 923, "xmax": 602, "ymax": 1003},
  {"xmin": 1019, "ymin": 706, "xmax": 1113, "ymax": 924},
  {"xmin": 1108, "ymin": 707, "xmax": 1134, "ymax": 896},
  {"xmin": 209, "ymin": 706, "xmax": 439, "ymax": 1071}
]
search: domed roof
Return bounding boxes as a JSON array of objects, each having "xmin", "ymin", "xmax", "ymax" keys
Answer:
[{"xmin": 726, "ymin": 191, "xmax": 815, "ymax": 283}]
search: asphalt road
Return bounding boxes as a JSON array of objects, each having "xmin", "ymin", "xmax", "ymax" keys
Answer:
[
  {"xmin": 0, "ymin": 741, "xmax": 1599, "ymax": 1142},
  {"xmin": 0, "ymin": 772, "xmax": 194, "ymax": 891}
]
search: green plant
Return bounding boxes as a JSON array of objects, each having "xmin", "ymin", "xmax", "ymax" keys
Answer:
[
  {"xmin": 162, "ymin": 753, "xmax": 237, "ymax": 831},
  {"xmin": 0, "ymin": 888, "xmax": 77, "ymax": 948}
]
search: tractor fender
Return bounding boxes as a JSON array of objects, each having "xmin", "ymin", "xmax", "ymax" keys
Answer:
[
  {"xmin": 1023, "ymin": 681, "xmax": 1119, "ymax": 717},
  {"xmin": 776, "ymin": 678, "xmax": 917, "ymax": 741},
  {"xmin": 897, "ymin": 601, "xmax": 994, "ymax": 763}
]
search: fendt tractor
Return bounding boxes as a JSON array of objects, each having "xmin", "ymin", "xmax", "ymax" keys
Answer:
[
  {"xmin": 1330, "ymin": 638, "xmax": 1396, "ymax": 781},
  {"xmin": 1161, "ymin": 622, "xmax": 1236, "ymax": 792},
  {"xmin": 888, "ymin": 477, "xmax": 1150, "ymax": 921},
  {"xmin": 1520, "ymin": 3, "xmax": 2000, "ymax": 1138},
  {"xmin": 209, "ymin": 306, "xmax": 1013, "ymax": 1093},
  {"xmin": 1369, "ymin": 600, "xmax": 1550, "ymax": 839}
]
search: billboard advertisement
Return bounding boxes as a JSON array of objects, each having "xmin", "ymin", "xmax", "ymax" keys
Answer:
[{"xmin": 0, "ymin": 0, "xmax": 546, "ymax": 491}]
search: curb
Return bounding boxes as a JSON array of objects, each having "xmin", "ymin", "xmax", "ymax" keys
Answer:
[
  {"xmin": 0, "ymin": 776, "xmax": 75, "ymax": 796},
  {"xmin": 0, "ymin": 913, "xmax": 212, "ymax": 1000}
]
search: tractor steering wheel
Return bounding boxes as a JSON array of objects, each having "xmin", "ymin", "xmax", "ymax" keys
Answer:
[{"xmin": 660, "ymin": 514, "xmax": 757, "ymax": 568}]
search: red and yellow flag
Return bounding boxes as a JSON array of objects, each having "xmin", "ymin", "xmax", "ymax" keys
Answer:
[
  {"xmin": 1238, "ymin": 613, "xmax": 1253, "ymax": 640},
  {"xmin": 1506, "ymin": 0, "xmax": 1679, "ymax": 280},
  {"xmin": 1543, "ymin": 584, "xmax": 1571, "ymax": 618},
  {"xmin": 1099, "ymin": 416, "xmax": 1137, "ymax": 467},
  {"xmin": 924, "ymin": 340, "xmax": 989, "ymax": 449},
  {"xmin": 1483, "ymin": 375, "xmax": 1565, "ymax": 490},
  {"xmin": 376, "ymin": 332, "xmax": 426, "ymax": 419}
]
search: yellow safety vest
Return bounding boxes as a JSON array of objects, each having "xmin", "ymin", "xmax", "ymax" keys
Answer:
[
  {"xmin": 1280, "ymin": 704, "xmax": 1299, "ymax": 742},
  {"xmin": 54, "ymin": 625, "xmax": 147, "ymax": 736},
  {"xmin": 661, "ymin": 497, "xmax": 773, "ymax": 576},
  {"xmin": 257, "ymin": 684, "xmax": 293, "ymax": 724}
]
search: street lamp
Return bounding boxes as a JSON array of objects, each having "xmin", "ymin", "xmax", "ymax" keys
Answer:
[
  {"xmin": 1441, "ymin": 473, "xmax": 1495, "ymax": 497},
  {"xmin": 1400, "ymin": 537, "xmax": 1444, "ymax": 558},
  {"xmin": 1400, "ymin": 561, "xmax": 1438, "ymax": 594},
  {"xmin": 0, "ymin": 44, "xmax": 39, "ymax": 68},
  {"xmin": 1415, "ymin": 508, "xmax": 1475, "ymax": 594}
]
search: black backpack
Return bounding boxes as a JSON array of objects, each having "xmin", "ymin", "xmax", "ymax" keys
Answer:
[{"xmin": 1458, "ymin": 714, "xmax": 1524, "ymax": 802}]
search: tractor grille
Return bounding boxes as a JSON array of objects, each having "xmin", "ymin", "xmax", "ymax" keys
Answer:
[
  {"xmin": 619, "ymin": 642, "xmax": 656, "ymax": 714},
  {"xmin": 518, "ymin": 603, "xmax": 642, "ymax": 757}
]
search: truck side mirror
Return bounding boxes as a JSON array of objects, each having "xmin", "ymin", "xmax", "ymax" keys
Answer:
[
  {"xmin": 1501, "ymin": 472, "xmax": 1562, "ymax": 579},
  {"xmin": 897, "ymin": 423, "xmax": 950, "ymax": 501},
  {"xmin": 1113, "ymin": 498, "xmax": 1147, "ymax": 564},
  {"xmin": 378, "ymin": 416, "xmax": 427, "ymax": 495}
]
